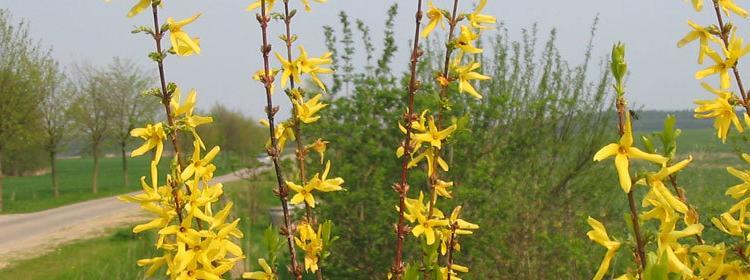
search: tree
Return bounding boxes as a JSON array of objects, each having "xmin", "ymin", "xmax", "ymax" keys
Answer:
[
  {"xmin": 102, "ymin": 58, "xmax": 157, "ymax": 188},
  {"xmin": 0, "ymin": 10, "xmax": 49, "ymax": 211},
  {"xmin": 39, "ymin": 59, "xmax": 72, "ymax": 198},
  {"xmin": 70, "ymin": 65, "xmax": 112, "ymax": 194}
]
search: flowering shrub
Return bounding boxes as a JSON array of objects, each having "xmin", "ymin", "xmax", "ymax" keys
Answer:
[
  {"xmin": 390, "ymin": 1, "xmax": 493, "ymax": 279},
  {"xmin": 118, "ymin": 1, "xmax": 244, "ymax": 279},
  {"xmin": 246, "ymin": 0, "xmax": 342, "ymax": 279},
  {"xmin": 586, "ymin": 1, "xmax": 750, "ymax": 279}
]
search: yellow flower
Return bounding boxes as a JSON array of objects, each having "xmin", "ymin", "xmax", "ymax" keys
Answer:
[
  {"xmin": 440, "ymin": 206, "xmax": 478, "ymax": 255},
  {"xmin": 275, "ymin": 52, "xmax": 301, "ymax": 89},
  {"xmin": 126, "ymin": 0, "xmax": 151, "ymax": 18},
  {"xmin": 691, "ymin": 244, "xmax": 745, "ymax": 279},
  {"xmin": 243, "ymin": 259, "xmax": 276, "ymax": 280},
  {"xmin": 130, "ymin": 122, "xmax": 166, "ymax": 164},
  {"xmin": 726, "ymin": 154, "xmax": 750, "ymax": 198},
  {"xmin": 172, "ymin": 89, "xmax": 213, "ymax": 148},
  {"xmin": 691, "ymin": 0, "xmax": 703, "ymax": 11},
  {"xmin": 181, "ymin": 140, "xmax": 220, "ymax": 184},
  {"xmin": 593, "ymin": 113, "xmax": 668, "ymax": 193},
  {"xmin": 413, "ymin": 116, "xmax": 457, "ymax": 149},
  {"xmin": 133, "ymin": 201, "xmax": 175, "ymax": 233},
  {"xmin": 586, "ymin": 217, "xmax": 621, "ymax": 280},
  {"xmin": 409, "ymin": 148, "xmax": 449, "ymax": 177},
  {"xmin": 455, "ymin": 25, "xmax": 482, "ymax": 54},
  {"xmin": 167, "ymin": 14, "xmax": 201, "ymax": 56},
  {"xmin": 396, "ymin": 110, "xmax": 429, "ymax": 158},
  {"xmin": 276, "ymin": 46, "xmax": 333, "ymax": 92},
  {"xmin": 293, "ymin": 94, "xmax": 327, "ymax": 124},
  {"xmin": 718, "ymin": 0, "xmax": 748, "ymax": 18},
  {"xmin": 468, "ymin": 0, "xmax": 496, "ymax": 30},
  {"xmin": 252, "ymin": 68, "xmax": 280, "ymax": 94},
  {"xmin": 288, "ymin": 180, "xmax": 316, "ymax": 207},
  {"xmin": 448, "ymin": 206, "xmax": 479, "ymax": 235},
  {"xmin": 677, "ymin": 20, "xmax": 721, "ymax": 64},
  {"xmin": 640, "ymin": 158, "xmax": 692, "ymax": 223},
  {"xmin": 306, "ymin": 138, "xmax": 329, "ymax": 163},
  {"xmin": 260, "ymin": 119, "xmax": 295, "ymax": 150},
  {"xmin": 136, "ymin": 254, "xmax": 170, "ymax": 276},
  {"xmin": 300, "ymin": 0, "xmax": 326, "ymax": 12},
  {"xmin": 294, "ymin": 223, "xmax": 323, "ymax": 272},
  {"xmin": 695, "ymin": 33, "xmax": 750, "ymax": 89},
  {"xmin": 439, "ymin": 264, "xmax": 469, "ymax": 280},
  {"xmin": 246, "ymin": 0, "xmax": 276, "ymax": 12},
  {"xmin": 297, "ymin": 46, "xmax": 334, "ymax": 92},
  {"xmin": 454, "ymin": 61, "xmax": 490, "ymax": 99},
  {"xmin": 307, "ymin": 160, "xmax": 344, "ymax": 192},
  {"xmin": 421, "ymin": 1, "xmax": 445, "ymax": 38},
  {"xmin": 158, "ymin": 216, "xmax": 203, "ymax": 248},
  {"xmin": 694, "ymin": 82, "xmax": 743, "ymax": 142},
  {"xmin": 656, "ymin": 217, "xmax": 703, "ymax": 277},
  {"xmin": 411, "ymin": 208, "xmax": 449, "ymax": 245},
  {"xmin": 247, "ymin": 0, "xmax": 323, "ymax": 12},
  {"xmin": 434, "ymin": 179, "xmax": 454, "ymax": 198}
]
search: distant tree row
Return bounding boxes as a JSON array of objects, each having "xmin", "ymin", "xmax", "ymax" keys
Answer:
[{"xmin": 0, "ymin": 10, "xmax": 264, "ymax": 211}]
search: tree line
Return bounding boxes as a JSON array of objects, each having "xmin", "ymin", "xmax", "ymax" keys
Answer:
[{"xmin": 0, "ymin": 10, "xmax": 264, "ymax": 211}]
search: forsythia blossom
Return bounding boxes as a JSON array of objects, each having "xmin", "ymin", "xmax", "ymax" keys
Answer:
[
  {"xmin": 593, "ymin": 112, "xmax": 668, "ymax": 193},
  {"xmin": 694, "ymin": 82, "xmax": 744, "ymax": 142},
  {"xmin": 167, "ymin": 14, "xmax": 202, "ymax": 56},
  {"xmin": 586, "ymin": 217, "xmax": 621, "ymax": 280}
]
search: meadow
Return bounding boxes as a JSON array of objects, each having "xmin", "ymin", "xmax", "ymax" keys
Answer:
[{"xmin": 0, "ymin": 155, "xmax": 243, "ymax": 213}]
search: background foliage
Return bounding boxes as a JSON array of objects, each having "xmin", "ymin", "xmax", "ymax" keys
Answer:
[{"xmin": 308, "ymin": 7, "xmax": 621, "ymax": 278}]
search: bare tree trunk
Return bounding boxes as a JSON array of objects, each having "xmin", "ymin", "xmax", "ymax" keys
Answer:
[
  {"xmin": 120, "ymin": 141, "xmax": 128, "ymax": 188},
  {"xmin": 0, "ymin": 148, "xmax": 4, "ymax": 212},
  {"xmin": 51, "ymin": 150, "xmax": 59, "ymax": 198},
  {"xmin": 92, "ymin": 142, "xmax": 99, "ymax": 194}
]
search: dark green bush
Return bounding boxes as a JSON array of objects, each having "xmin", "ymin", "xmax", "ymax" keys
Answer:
[{"xmin": 311, "ymin": 10, "xmax": 622, "ymax": 279}]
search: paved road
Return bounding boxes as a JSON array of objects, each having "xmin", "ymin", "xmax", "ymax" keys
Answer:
[{"xmin": 0, "ymin": 166, "xmax": 268, "ymax": 267}]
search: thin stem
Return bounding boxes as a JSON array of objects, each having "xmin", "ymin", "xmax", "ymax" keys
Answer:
[
  {"xmin": 427, "ymin": 0, "xmax": 459, "ymax": 220},
  {"xmin": 256, "ymin": 1, "xmax": 303, "ymax": 278},
  {"xmin": 392, "ymin": 0, "xmax": 425, "ymax": 278},
  {"xmin": 667, "ymin": 174, "xmax": 704, "ymax": 244},
  {"xmin": 150, "ymin": 3, "xmax": 185, "ymax": 223},
  {"xmin": 616, "ymin": 98, "xmax": 645, "ymax": 278},
  {"xmin": 711, "ymin": 0, "xmax": 750, "ymax": 114},
  {"xmin": 281, "ymin": 1, "xmax": 323, "ymax": 279},
  {"xmin": 446, "ymin": 227, "xmax": 457, "ymax": 280}
]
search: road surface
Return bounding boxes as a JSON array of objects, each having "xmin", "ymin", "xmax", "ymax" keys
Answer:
[{"xmin": 0, "ymin": 166, "xmax": 267, "ymax": 268}]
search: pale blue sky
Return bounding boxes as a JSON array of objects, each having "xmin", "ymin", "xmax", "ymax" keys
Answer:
[{"xmin": 1, "ymin": 0, "xmax": 747, "ymax": 119}]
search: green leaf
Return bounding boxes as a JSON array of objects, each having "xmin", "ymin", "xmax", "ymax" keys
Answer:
[
  {"xmin": 643, "ymin": 252, "xmax": 669, "ymax": 280},
  {"xmin": 403, "ymin": 263, "xmax": 420, "ymax": 280},
  {"xmin": 641, "ymin": 135, "xmax": 655, "ymax": 154}
]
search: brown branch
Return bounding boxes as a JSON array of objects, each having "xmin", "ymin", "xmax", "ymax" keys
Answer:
[
  {"xmin": 149, "ymin": 3, "xmax": 185, "ymax": 223},
  {"xmin": 281, "ymin": 1, "xmax": 323, "ymax": 278},
  {"xmin": 427, "ymin": 0, "xmax": 460, "ymax": 220},
  {"xmin": 667, "ymin": 174, "xmax": 704, "ymax": 244},
  {"xmin": 256, "ymin": 1, "xmax": 303, "ymax": 278},
  {"xmin": 391, "ymin": 0, "xmax": 425, "ymax": 278},
  {"xmin": 446, "ymin": 226, "xmax": 457, "ymax": 280},
  {"xmin": 616, "ymin": 98, "xmax": 645, "ymax": 278}
]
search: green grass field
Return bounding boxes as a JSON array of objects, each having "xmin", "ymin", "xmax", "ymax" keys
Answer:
[
  {"xmin": 1, "ymin": 156, "xmax": 170, "ymax": 213},
  {"xmin": 636, "ymin": 127, "xmax": 748, "ymax": 242},
  {"xmin": 0, "ymin": 227, "xmax": 157, "ymax": 280},
  {"xmin": 1, "ymin": 154, "xmax": 246, "ymax": 214}
]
